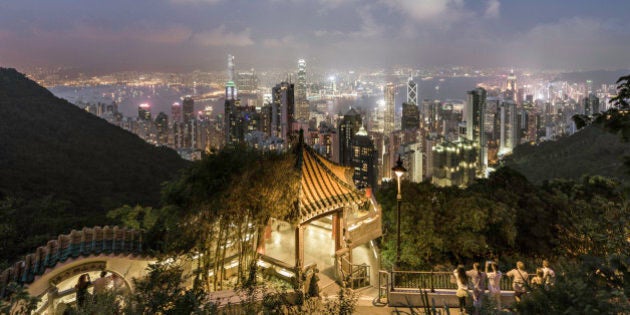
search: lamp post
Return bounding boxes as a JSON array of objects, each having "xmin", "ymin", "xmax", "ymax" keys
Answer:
[{"xmin": 391, "ymin": 155, "xmax": 407, "ymax": 270}]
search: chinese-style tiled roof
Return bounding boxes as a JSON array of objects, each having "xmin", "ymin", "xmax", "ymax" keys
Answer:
[{"xmin": 294, "ymin": 130, "xmax": 367, "ymax": 224}]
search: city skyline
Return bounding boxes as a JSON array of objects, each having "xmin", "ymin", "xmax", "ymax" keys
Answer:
[{"xmin": 1, "ymin": 0, "xmax": 629, "ymax": 73}]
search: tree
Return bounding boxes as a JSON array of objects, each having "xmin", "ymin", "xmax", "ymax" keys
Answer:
[{"xmin": 610, "ymin": 74, "xmax": 630, "ymax": 109}]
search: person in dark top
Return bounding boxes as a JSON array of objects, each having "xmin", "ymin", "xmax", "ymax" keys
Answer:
[{"xmin": 75, "ymin": 273, "xmax": 91, "ymax": 308}]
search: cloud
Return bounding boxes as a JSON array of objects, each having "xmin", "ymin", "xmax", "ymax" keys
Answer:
[
  {"xmin": 384, "ymin": 0, "xmax": 464, "ymax": 24},
  {"xmin": 484, "ymin": 0, "xmax": 500, "ymax": 19},
  {"xmin": 169, "ymin": 0, "xmax": 221, "ymax": 4},
  {"xmin": 192, "ymin": 26, "xmax": 254, "ymax": 47},
  {"xmin": 262, "ymin": 35, "xmax": 295, "ymax": 48}
]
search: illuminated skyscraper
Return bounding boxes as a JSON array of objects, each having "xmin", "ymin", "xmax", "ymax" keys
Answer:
[
  {"xmin": 500, "ymin": 99, "xmax": 517, "ymax": 155},
  {"xmin": 171, "ymin": 102, "xmax": 182, "ymax": 124},
  {"xmin": 506, "ymin": 69, "xmax": 517, "ymax": 100},
  {"xmin": 465, "ymin": 88, "xmax": 487, "ymax": 175},
  {"xmin": 338, "ymin": 108, "xmax": 362, "ymax": 166},
  {"xmin": 138, "ymin": 103, "xmax": 151, "ymax": 121},
  {"xmin": 351, "ymin": 126, "xmax": 377, "ymax": 189},
  {"xmin": 271, "ymin": 82, "xmax": 295, "ymax": 141},
  {"xmin": 182, "ymin": 96, "xmax": 195, "ymax": 122},
  {"xmin": 236, "ymin": 69, "xmax": 259, "ymax": 94},
  {"xmin": 296, "ymin": 59, "xmax": 309, "ymax": 121},
  {"xmin": 383, "ymin": 83, "xmax": 395, "ymax": 136},
  {"xmin": 227, "ymin": 54, "xmax": 235, "ymax": 83},
  {"xmin": 402, "ymin": 102, "xmax": 420, "ymax": 130},
  {"xmin": 407, "ymin": 76, "xmax": 417, "ymax": 105}
]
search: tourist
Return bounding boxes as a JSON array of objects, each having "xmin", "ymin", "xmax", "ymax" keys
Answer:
[
  {"xmin": 92, "ymin": 271, "xmax": 110, "ymax": 295},
  {"xmin": 75, "ymin": 273, "xmax": 91, "ymax": 308},
  {"xmin": 506, "ymin": 261, "xmax": 528, "ymax": 302},
  {"xmin": 454, "ymin": 265, "xmax": 469, "ymax": 314},
  {"xmin": 485, "ymin": 261, "xmax": 502, "ymax": 311},
  {"xmin": 530, "ymin": 268, "xmax": 544, "ymax": 287},
  {"xmin": 541, "ymin": 259, "xmax": 556, "ymax": 287},
  {"xmin": 466, "ymin": 262, "xmax": 485, "ymax": 310}
]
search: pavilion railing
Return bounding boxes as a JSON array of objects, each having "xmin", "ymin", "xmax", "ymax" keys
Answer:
[
  {"xmin": 339, "ymin": 256, "xmax": 370, "ymax": 289},
  {"xmin": 391, "ymin": 270, "xmax": 515, "ymax": 292}
]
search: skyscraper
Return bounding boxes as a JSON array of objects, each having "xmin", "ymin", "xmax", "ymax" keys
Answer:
[
  {"xmin": 227, "ymin": 54, "xmax": 235, "ymax": 83},
  {"xmin": 402, "ymin": 102, "xmax": 420, "ymax": 130},
  {"xmin": 351, "ymin": 126, "xmax": 377, "ymax": 189},
  {"xmin": 171, "ymin": 102, "xmax": 182, "ymax": 124},
  {"xmin": 138, "ymin": 103, "xmax": 151, "ymax": 121},
  {"xmin": 383, "ymin": 83, "xmax": 395, "ymax": 136},
  {"xmin": 338, "ymin": 108, "xmax": 362, "ymax": 166},
  {"xmin": 465, "ymin": 88, "xmax": 487, "ymax": 175},
  {"xmin": 182, "ymin": 96, "xmax": 195, "ymax": 122},
  {"xmin": 296, "ymin": 59, "xmax": 309, "ymax": 121},
  {"xmin": 271, "ymin": 82, "xmax": 295, "ymax": 142},
  {"xmin": 407, "ymin": 76, "xmax": 417, "ymax": 105},
  {"xmin": 499, "ymin": 99, "xmax": 517, "ymax": 155}
]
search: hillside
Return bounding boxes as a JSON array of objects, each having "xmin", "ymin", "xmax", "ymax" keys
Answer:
[
  {"xmin": 0, "ymin": 68, "xmax": 189, "ymax": 262},
  {"xmin": 503, "ymin": 125, "xmax": 630, "ymax": 184}
]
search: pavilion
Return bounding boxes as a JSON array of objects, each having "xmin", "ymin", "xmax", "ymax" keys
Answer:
[{"xmin": 258, "ymin": 131, "xmax": 382, "ymax": 288}]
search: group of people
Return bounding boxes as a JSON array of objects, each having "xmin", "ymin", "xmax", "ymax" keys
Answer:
[
  {"xmin": 453, "ymin": 259, "xmax": 555, "ymax": 314},
  {"xmin": 74, "ymin": 271, "xmax": 124, "ymax": 308}
]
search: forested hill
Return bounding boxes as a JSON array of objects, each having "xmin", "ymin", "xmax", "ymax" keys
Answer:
[
  {"xmin": 503, "ymin": 125, "xmax": 630, "ymax": 184},
  {"xmin": 0, "ymin": 68, "xmax": 189, "ymax": 261}
]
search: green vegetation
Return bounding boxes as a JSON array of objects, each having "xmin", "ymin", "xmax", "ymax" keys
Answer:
[{"xmin": 0, "ymin": 68, "xmax": 188, "ymax": 266}]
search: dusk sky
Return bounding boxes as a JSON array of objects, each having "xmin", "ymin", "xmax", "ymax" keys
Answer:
[{"xmin": 1, "ymin": 0, "xmax": 629, "ymax": 72}]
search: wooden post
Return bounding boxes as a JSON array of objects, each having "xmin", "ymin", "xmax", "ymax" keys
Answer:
[{"xmin": 295, "ymin": 225, "xmax": 304, "ymax": 270}]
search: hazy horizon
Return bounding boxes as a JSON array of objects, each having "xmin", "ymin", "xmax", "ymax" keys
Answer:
[{"xmin": 1, "ymin": 0, "xmax": 629, "ymax": 73}]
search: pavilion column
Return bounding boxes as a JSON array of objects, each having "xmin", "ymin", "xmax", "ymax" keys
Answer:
[
  {"xmin": 295, "ymin": 225, "xmax": 304, "ymax": 270},
  {"xmin": 333, "ymin": 211, "xmax": 342, "ymax": 252}
]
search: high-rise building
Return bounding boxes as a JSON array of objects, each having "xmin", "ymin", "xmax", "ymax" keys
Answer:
[
  {"xmin": 402, "ymin": 102, "xmax": 420, "ymax": 130},
  {"xmin": 351, "ymin": 126, "xmax": 377, "ymax": 189},
  {"xmin": 171, "ymin": 102, "xmax": 182, "ymax": 124},
  {"xmin": 182, "ymin": 96, "xmax": 195, "ymax": 122},
  {"xmin": 407, "ymin": 76, "xmax": 417, "ymax": 105},
  {"xmin": 236, "ymin": 69, "xmax": 259, "ymax": 94},
  {"xmin": 465, "ymin": 88, "xmax": 487, "ymax": 175},
  {"xmin": 155, "ymin": 112, "xmax": 169, "ymax": 145},
  {"xmin": 431, "ymin": 137, "xmax": 477, "ymax": 188},
  {"xmin": 506, "ymin": 69, "xmax": 517, "ymax": 100},
  {"xmin": 338, "ymin": 108, "xmax": 362, "ymax": 166},
  {"xmin": 138, "ymin": 103, "xmax": 151, "ymax": 121},
  {"xmin": 271, "ymin": 82, "xmax": 295, "ymax": 142},
  {"xmin": 296, "ymin": 59, "xmax": 309, "ymax": 122},
  {"xmin": 227, "ymin": 54, "xmax": 235, "ymax": 82},
  {"xmin": 383, "ymin": 83, "xmax": 395, "ymax": 136},
  {"xmin": 499, "ymin": 99, "xmax": 517, "ymax": 155}
]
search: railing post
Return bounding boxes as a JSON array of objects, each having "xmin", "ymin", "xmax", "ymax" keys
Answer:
[{"xmin": 430, "ymin": 270, "xmax": 435, "ymax": 293}]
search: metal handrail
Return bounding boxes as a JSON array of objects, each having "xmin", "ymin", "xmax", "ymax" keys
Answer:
[{"xmin": 390, "ymin": 270, "xmax": 516, "ymax": 291}]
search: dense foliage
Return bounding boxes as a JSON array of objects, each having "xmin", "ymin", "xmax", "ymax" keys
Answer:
[
  {"xmin": 0, "ymin": 68, "xmax": 188, "ymax": 266},
  {"xmin": 377, "ymin": 168, "xmax": 629, "ymax": 270}
]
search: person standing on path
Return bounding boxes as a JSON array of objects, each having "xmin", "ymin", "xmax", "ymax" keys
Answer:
[
  {"xmin": 507, "ymin": 261, "xmax": 529, "ymax": 303},
  {"xmin": 485, "ymin": 261, "xmax": 502, "ymax": 311},
  {"xmin": 466, "ymin": 262, "xmax": 485, "ymax": 310},
  {"xmin": 454, "ymin": 265, "xmax": 469, "ymax": 314}
]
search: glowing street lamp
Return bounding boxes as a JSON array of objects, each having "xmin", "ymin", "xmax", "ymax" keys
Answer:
[{"xmin": 392, "ymin": 155, "xmax": 407, "ymax": 269}]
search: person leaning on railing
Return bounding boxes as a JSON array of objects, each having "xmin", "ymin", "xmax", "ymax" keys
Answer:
[
  {"xmin": 485, "ymin": 261, "xmax": 502, "ymax": 311},
  {"xmin": 506, "ymin": 261, "xmax": 529, "ymax": 303}
]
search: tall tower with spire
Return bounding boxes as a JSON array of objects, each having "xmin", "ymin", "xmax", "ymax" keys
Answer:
[
  {"xmin": 296, "ymin": 59, "xmax": 309, "ymax": 121},
  {"xmin": 227, "ymin": 54, "xmax": 235, "ymax": 83},
  {"xmin": 407, "ymin": 76, "xmax": 417, "ymax": 105},
  {"xmin": 383, "ymin": 83, "xmax": 395, "ymax": 137}
]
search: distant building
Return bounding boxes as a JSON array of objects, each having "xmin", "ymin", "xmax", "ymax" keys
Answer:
[
  {"xmin": 171, "ymin": 102, "xmax": 182, "ymax": 124},
  {"xmin": 402, "ymin": 102, "xmax": 420, "ymax": 130},
  {"xmin": 465, "ymin": 88, "xmax": 487, "ymax": 175},
  {"xmin": 295, "ymin": 59, "xmax": 309, "ymax": 122},
  {"xmin": 431, "ymin": 137, "xmax": 477, "ymax": 188},
  {"xmin": 499, "ymin": 99, "xmax": 517, "ymax": 155},
  {"xmin": 237, "ymin": 69, "xmax": 259, "ymax": 94},
  {"xmin": 351, "ymin": 126, "xmax": 377, "ymax": 189},
  {"xmin": 407, "ymin": 76, "xmax": 417, "ymax": 105},
  {"xmin": 138, "ymin": 103, "xmax": 151, "ymax": 121},
  {"xmin": 383, "ymin": 83, "xmax": 395, "ymax": 136},
  {"xmin": 271, "ymin": 82, "xmax": 295, "ymax": 142},
  {"xmin": 182, "ymin": 96, "xmax": 195, "ymax": 122},
  {"xmin": 338, "ymin": 108, "xmax": 362, "ymax": 166}
]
